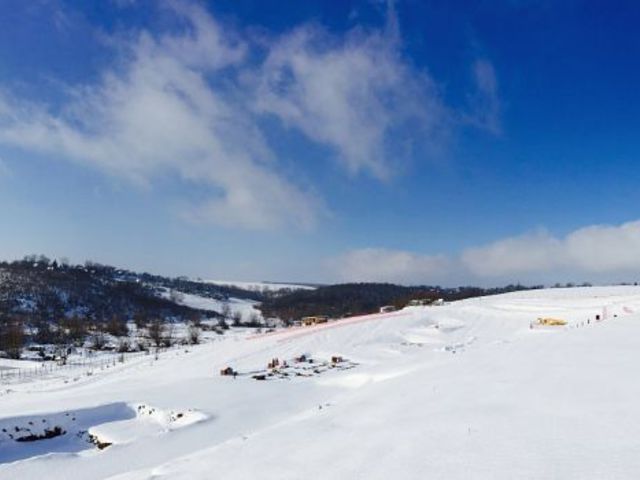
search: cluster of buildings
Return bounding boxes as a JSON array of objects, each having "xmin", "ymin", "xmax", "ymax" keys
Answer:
[
  {"xmin": 378, "ymin": 298, "xmax": 445, "ymax": 313},
  {"xmin": 297, "ymin": 298, "xmax": 446, "ymax": 327}
]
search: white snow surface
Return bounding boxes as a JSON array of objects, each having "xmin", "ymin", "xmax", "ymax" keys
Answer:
[
  {"xmin": 159, "ymin": 289, "xmax": 262, "ymax": 319},
  {"xmin": 2, "ymin": 286, "xmax": 640, "ymax": 479},
  {"xmin": 204, "ymin": 280, "xmax": 316, "ymax": 292}
]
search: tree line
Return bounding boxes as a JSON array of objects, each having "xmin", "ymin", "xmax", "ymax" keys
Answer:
[{"xmin": 259, "ymin": 282, "xmax": 543, "ymax": 323}]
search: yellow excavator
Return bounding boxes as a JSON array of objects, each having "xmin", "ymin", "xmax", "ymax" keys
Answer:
[{"xmin": 535, "ymin": 317, "xmax": 567, "ymax": 327}]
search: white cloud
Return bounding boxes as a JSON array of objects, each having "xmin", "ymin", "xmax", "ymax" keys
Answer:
[
  {"xmin": 335, "ymin": 220, "xmax": 640, "ymax": 285},
  {"xmin": 0, "ymin": 3, "xmax": 317, "ymax": 230},
  {"xmin": 562, "ymin": 222, "xmax": 640, "ymax": 272},
  {"xmin": 0, "ymin": 1, "xmax": 499, "ymax": 230},
  {"xmin": 462, "ymin": 221, "xmax": 640, "ymax": 277},
  {"xmin": 461, "ymin": 229, "xmax": 562, "ymax": 277},
  {"xmin": 333, "ymin": 247, "xmax": 451, "ymax": 284},
  {"xmin": 252, "ymin": 21, "xmax": 450, "ymax": 179},
  {"xmin": 464, "ymin": 59, "xmax": 501, "ymax": 134}
]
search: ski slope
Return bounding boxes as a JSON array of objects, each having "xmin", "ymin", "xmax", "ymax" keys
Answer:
[{"xmin": 2, "ymin": 286, "xmax": 640, "ymax": 479}]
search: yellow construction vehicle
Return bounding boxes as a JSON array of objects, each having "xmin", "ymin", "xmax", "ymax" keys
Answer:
[{"xmin": 535, "ymin": 317, "xmax": 567, "ymax": 327}]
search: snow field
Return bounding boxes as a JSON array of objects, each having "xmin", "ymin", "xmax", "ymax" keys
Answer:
[{"xmin": 2, "ymin": 286, "xmax": 640, "ymax": 479}]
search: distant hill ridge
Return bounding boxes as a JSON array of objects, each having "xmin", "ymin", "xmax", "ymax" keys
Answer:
[
  {"xmin": 0, "ymin": 255, "xmax": 544, "ymax": 327},
  {"xmin": 0, "ymin": 256, "xmax": 264, "ymax": 324},
  {"xmin": 259, "ymin": 282, "xmax": 543, "ymax": 323}
]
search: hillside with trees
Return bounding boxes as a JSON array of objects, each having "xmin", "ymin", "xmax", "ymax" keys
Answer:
[
  {"xmin": 259, "ymin": 282, "xmax": 541, "ymax": 323},
  {"xmin": 0, "ymin": 255, "xmax": 264, "ymax": 358},
  {"xmin": 0, "ymin": 255, "xmax": 546, "ymax": 359}
]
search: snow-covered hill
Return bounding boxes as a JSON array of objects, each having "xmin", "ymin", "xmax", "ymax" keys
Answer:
[
  {"xmin": 2, "ymin": 286, "xmax": 640, "ymax": 479},
  {"xmin": 204, "ymin": 279, "xmax": 316, "ymax": 292},
  {"xmin": 158, "ymin": 288, "xmax": 262, "ymax": 319}
]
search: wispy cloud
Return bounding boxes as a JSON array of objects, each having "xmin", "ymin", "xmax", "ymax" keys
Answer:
[
  {"xmin": 464, "ymin": 59, "xmax": 502, "ymax": 134},
  {"xmin": 332, "ymin": 247, "xmax": 451, "ymax": 285},
  {"xmin": 0, "ymin": 3, "xmax": 317, "ymax": 230},
  {"xmin": 334, "ymin": 220, "xmax": 640, "ymax": 285},
  {"xmin": 462, "ymin": 221, "xmax": 640, "ymax": 276},
  {"xmin": 253, "ymin": 20, "xmax": 450, "ymax": 179},
  {"xmin": 0, "ymin": 1, "xmax": 500, "ymax": 230},
  {"xmin": 0, "ymin": 157, "xmax": 10, "ymax": 178}
]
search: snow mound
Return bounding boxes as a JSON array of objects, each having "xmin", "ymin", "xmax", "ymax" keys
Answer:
[
  {"xmin": 91, "ymin": 403, "xmax": 208, "ymax": 446},
  {"xmin": 435, "ymin": 317, "xmax": 466, "ymax": 331},
  {"xmin": 135, "ymin": 404, "xmax": 208, "ymax": 429},
  {"xmin": 401, "ymin": 325, "xmax": 444, "ymax": 346},
  {"xmin": 0, "ymin": 402, "xmax": 208, "ymax": 465},
  {"xmin": 0, "ymin": 402, "xmax": 135, "ymax": 464}
]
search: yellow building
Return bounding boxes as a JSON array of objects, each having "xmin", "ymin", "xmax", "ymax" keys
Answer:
[{"xmin": 301, "ymin": 316, "xmax": 329, "ymax": 326}]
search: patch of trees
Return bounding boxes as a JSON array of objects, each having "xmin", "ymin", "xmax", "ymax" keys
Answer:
[
  {"xmin": 135, "ymin": 273, "xmax": 266, "ymax": 303},
  {"xmin": 259, "ymin": 283, "xmax": 542, "ymax": 323},
  {"xmin": 0, "ymin": 255, "xmax": 251, "ymax": 358},
  {"xmin": 0, "ymin": 256, "xmax": 222, "ymax": 327},
  {"xmin": 0, "ymin": 315, "xmax": 25, "ymax": 359}
]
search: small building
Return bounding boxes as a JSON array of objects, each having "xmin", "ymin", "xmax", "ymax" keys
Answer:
[
  {"xmin": 379, "ymin": 305, "xmax": 396, "ymax": 313},
  {"xmin": 407, "ymin": 299, "xmax": 428, "ymax": 307},
  {"xmin": 301, "ymin": 316, "xmax": 329, "ymax": 326},
  {"xmin": 432, "ymin": 298, "xmax": 445, "ymax": 306}
]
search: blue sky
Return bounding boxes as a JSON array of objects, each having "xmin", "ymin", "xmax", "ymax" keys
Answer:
[{"xmin": 1, "ymin": 0, "xmax": 640, "ymax": 286}]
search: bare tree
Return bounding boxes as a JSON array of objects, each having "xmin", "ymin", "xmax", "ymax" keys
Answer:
[
  {"xmin": 188, "ymin": 311, "xmax": 202, "ymax": 327},
  {"xmin": 63, "ymin": 315, "xmax": 87, "ymax": 342},
  {"xmin": 163, "ymin": 323, "xmax": 175, "ymax": 348},
  {"xmin": 169, "ymin": 290, "xmax": 184, "ymax": 304},
  {"xmin": 0, "ymin": 318, "xmax": 25, "ymax": 359},
  {"xmin": 246, "ymin": 312, "xmax": 262, "ymax": 328},
  {"xmin": 91, "ymin": 331, "xmax": 107, "ymax": 350},
  {"xmin": 117, "ymin": 338, "xmax": 130, "ymax": 353},
  {"xmin": 106, "ymin": 315, "xmax": 128, "ymax": 337},
  {"xmin": 133, "ymin": 312, "xmax": 148, "ymax": 331},
  {"xmin": 231, "ymin": 310, "xmax": 243, "ymax": 327},
  {"xmin": 187, "ymin": 323, "xmax": 201, "ymax": 345},
  {"xmin": 148, "ymin": 319, "xmax": 166, "ymax": 348},
  {"xmin": 33, "ymin": 318, "xmax": 56, "ymax": 344}
]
